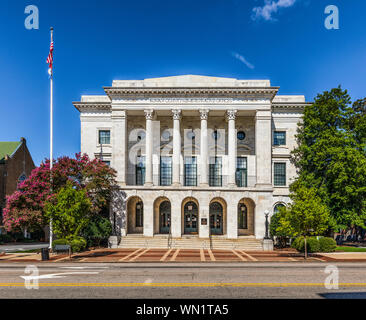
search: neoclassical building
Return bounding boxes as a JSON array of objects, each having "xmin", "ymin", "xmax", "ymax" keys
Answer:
[{"xmin": 73, "ymin": 75, "xmax": 310, "ymax": 250}]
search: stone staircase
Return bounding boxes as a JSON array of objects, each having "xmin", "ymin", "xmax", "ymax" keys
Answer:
[{"xmin": 117, "ymin": 234, "xmax": 263, "ymax": 251}]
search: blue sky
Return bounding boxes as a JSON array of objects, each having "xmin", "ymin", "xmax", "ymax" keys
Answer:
[{"xmin": 0, "ymin": 0, "xmax": 365, "ymax": 165}]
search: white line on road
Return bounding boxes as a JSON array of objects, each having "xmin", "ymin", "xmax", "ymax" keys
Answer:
[
  {"xmin": 20, "ymin": 272, "xmax": 99, "ymax": 281},
  {"xmin": 59, "ymin": 267, "xmax": 109, "ymax": 269}
]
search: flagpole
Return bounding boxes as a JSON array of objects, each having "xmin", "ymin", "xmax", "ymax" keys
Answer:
[{"xmin": 49, "ymin": 27, "xmax": 54, "ymax": 250}]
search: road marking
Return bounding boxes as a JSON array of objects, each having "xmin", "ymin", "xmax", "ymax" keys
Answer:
[
  {"xmin": 118, "ymin": 249, "xmax": 143, "ymax": 262},
  {"xmin": 3, "ymin": 282, "xmax": 366, "ymax": 288},
  {"xmin": 129, "ymin": 249, "xmax": 149, "ymax": 262},
  {"xmin": 160, "ymin": 249, "xmax": 173, "ymax": 262},
  {"xmin": 208, "ymin": 249, "xmax": 216, "ymax": 261},
  {"xmin": 200, "ymin": 249, "xmax": 206, "ymax": 262},
  {"xmin": 20, "ymin": 272, "xmax": 99, "ymax": 281},
  {"xmin": 54, "ymin": 256, "xmax": 72, "ymax": 262},
  {"xmin": 144, "ymin": 278, "xmax": 153, "ymax": 286},
  {"xmin": 170, "ymin": 249, "xmax": 180, "ymax": 261},
  {"xmin": 232, "ymin": 250, "xmax": 247, "ymax": 261},
  {"xmin": 288, "ymin": 257, "xmax": 297, "ymax": 261},
  {"xmin": 312, "ymin": 257, "xmax": 326, "ymax": 262},
  {"xmin": 59, "ymin": 267, "xmax": 109, "ymax": 269},
  {"xmin": 240, "ymin": 250, "xmax": 258, "ymax": 261}
]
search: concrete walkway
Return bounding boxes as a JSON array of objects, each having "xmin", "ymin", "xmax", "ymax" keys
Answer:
[
  {"xmin": 0, "ymin": 242, "xmax": 48, "ymax": 253},
  {"xmin": 0, "ymin": 248, "xmax": 323, "ymax": 263},
  {"xmin": 2, "ymin": 248, "xmax": 366, "ymax": 263}
]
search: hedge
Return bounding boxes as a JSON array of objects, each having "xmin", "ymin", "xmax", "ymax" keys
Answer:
[{"xmin": 292, "ymin": 237, "xmax": 336, "ymax": 253}]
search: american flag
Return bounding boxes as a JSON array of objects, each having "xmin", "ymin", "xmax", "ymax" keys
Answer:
[{"xmin": 46, "ymin": 41, "xmax": 54, "ymax": 75}]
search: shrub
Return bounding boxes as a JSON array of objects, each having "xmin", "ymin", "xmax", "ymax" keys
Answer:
[
  {"xmin": 0, "ymin": 234, "xmax": 12, "ymax": 244},
  {"xmin": 67, "ymin": 236, "xmax": 87, "ymax": 253},
  {"xmin": 319, "ymin": 237, "xmax": 337, "ymax": 252},
  {"xmin": 292, "ymin": 237, "xmax": 321, "ymax": 253},
  {"xmin": 81, "ymin": 216, "xmax": 112, "ymax": 247},
  {"xmin": 270, "ymin": 212, "xmax": 287, "ymax": 248},
  {"xmin": 291, "ymin": 237, "xmax": 300, "ymax": 250}
]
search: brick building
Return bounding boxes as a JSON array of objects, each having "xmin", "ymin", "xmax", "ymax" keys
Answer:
[{"xmin": 0, "ymin": 138, "xmax": 35, "ymax": 229}]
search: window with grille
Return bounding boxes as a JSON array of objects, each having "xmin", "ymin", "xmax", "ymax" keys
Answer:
[
  {"xmin": 136, "ymin": 156, "xmax": 146, "ymax": 185},
  {"xmin": 160, "ymin": 156, "xmax": 172, "ymax": 186},
  {"xmin": 98, "ymin": 130, "xmax": 110, "ymax": 144},
  {"xmin": 274, "ymin": 163, "xmax": 286, "ymax": 186},
  {"xmin": 236, "ymin": 157, "xmax": 247, "ymax": 187},
  {"xmin": 209, "ymin": 157, "xmax": 222, "ymax": 187},
  {"xmin": 273, "ymin": 131, "xmax": 286, "ymax": 146},
  {"xmin": 184, "ymin": 156, "xmax": 197, "ymax": 186}
]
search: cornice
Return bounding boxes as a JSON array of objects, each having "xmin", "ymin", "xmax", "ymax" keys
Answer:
[
  {"xmin": 272, "ymin": 102, "xmax": 311, "ymax": 112},
  {"xmin": 73, "ymin": 102, "xmax": 111, "ymax": 112},
  {"xmin": 103, "ymin": 87, "xmax": 279, "ymax": 100}
]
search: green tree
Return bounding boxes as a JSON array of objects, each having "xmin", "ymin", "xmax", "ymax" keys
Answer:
[
  {"xmin": 277, "ymin": 186, "xmax": 330, "ymax": 258},
  {"xmin": 291, "ymin": 87, "xmax": 366, "ymax": 230},
  {"xmin": 45, "ymin": 182, "xmax": 92, "ymax": 239}
]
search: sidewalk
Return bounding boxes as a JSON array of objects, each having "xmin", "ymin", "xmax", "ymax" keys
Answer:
[
  {"xmin": 0, "ymin": 248, "xmax": 324, "ymax": 263},
  {"xmin": 2, "ymin": 248, "xmax": 365, "ymax": 263}
]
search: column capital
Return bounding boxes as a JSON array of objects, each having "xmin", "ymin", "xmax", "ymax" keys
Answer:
[
  {"xmin": 226, "ymin": 109, "xmax": 237, "ymax": 121},
  {"xmin": 172, "ymin": 109, "xmax": 182, "ymax": 120},
  {"xmin": 144, "ymin": 109, "xmax": 155, "ymax": 120},
  {"xmin": 199, "ymin": 109, "xmax": 209, "ymax": 120}
]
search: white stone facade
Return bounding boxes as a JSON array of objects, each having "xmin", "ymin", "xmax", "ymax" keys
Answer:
[{"xmin": 73, "ymin": 75, "xmax": 310, "ymax": 244}]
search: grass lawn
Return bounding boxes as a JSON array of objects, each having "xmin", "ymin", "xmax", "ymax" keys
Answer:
[{"xmin": 336, "ymin": 246, "xmax": 366, "ymax": 252}]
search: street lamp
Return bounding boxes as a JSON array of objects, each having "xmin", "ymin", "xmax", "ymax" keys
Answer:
[{"xmin": 264, "ymin": 210, "xmax": 270, "ymax": 240}]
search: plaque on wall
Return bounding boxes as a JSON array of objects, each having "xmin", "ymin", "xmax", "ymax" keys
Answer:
[{"xmin": 201, "ymin": 218, "xmax": 207, "ymax": 225}]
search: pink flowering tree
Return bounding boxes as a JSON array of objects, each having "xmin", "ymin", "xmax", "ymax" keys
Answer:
[{"xmin": 3, "ymin": 153, "xmax": 117, "ymax": 233}]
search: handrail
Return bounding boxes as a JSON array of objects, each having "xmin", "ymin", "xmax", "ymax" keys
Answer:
[
  {"xmin": 209, "ymin": 220, "xmax": 213, "ymax": 250},
  {"xmin": 168, "ymin": 224, "xmax": 172, "ymax": 249}
]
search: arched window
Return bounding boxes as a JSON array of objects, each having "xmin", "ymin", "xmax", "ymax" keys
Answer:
[
  {"xmin": 274, "ymin": 203, "xmax": 285, "ymax": 215},
  {"xmin": 135, "ymin": 201, "xmax": 143, "ymax": 227},
  {"xmin": 238, "ymin": 203, "xmax": 248, "ymax": 229}
]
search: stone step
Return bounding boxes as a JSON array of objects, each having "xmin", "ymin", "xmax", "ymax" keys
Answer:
[{"xmin": 117, "ymin": 236, "xmax": 263, "ymax": 250}]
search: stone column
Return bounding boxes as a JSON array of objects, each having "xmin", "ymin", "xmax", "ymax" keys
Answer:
[
  {"xmin": 226, "ymin": 110, "xmax": 237, "ymax": 187},
  {"xmin": 112, "ymin": 109, "xmax": 127, "ymax": 186},
  {"xmin": 255, "ymin": 110, "xmax": 272, "ymax": 186},
  {"xmin": 172, "ymin": 109, "xmax": 182, "ymax": 186},
  {"xmin": 227, "ymin": 203, "xmax": 238, "ymax": 239},
  {"xmin": 170, "ymin": 194, "xmax": 181, "ymax": 237},
  {"xmin": 144, "ymin": 109, "xmax": 154, "ymax": 186},
  {"xmin": 199, "ymin": 109, "xmax": 209, "ymax": 186},
  {"xmin": 143, "ymin": 200, "xmax": 154, "ymax": 237}
]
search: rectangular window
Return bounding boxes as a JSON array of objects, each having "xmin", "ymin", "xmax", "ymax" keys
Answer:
[
  {"xmin": 273, "ymin": 131, "xmax": 286, "ymax": 146},
  {"xmin": 274, "ymin": 163, "xmax": 286, "ymax": 186},
  {"xmin": 209, "ymin": 157, "xmax": 222, "ymax": 187},
  {"xmin": 236, "ymin": 157, "xmax": 247, "ymax": 187},
  {"xmin": 136, "ymin": 156, "xmax": 146, "ymax": 186},
  {"xmin": 102, "ymin": 160, "xmax": 111, "ymax": 166},
  {"xmin": 99, "ymin": 130, "xmax": 111, "ymax": 145},
  {"xmin": 184, "ymin": 156, "xmax": 197, "ymax": 186},
  {"xmin": 160, "ymin": 156, "xmax": 172, "ymax": 186}
]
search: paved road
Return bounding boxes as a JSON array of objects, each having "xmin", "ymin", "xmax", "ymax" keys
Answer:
[
  {"xmin": 0, "ymin": 262, "xmax": 366, "ymax": 298},
  {"xmin": 0, "ymin": 242, "xmax": 48, "ymax": 253}
]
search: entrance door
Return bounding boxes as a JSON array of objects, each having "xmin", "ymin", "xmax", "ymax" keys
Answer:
[
  {"xmin": 209, "ymin": 202, "xmax": 223, "ymax": 235},
  {"xmin": 184, "ymin": 201, "xmax": 198, "ymax": 234},
  {"xmin": 159, "ymin": 201, "xmax": 171, "ymax": 234}
]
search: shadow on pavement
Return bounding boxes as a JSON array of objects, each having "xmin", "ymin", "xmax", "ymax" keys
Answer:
[{"xmin": 319, "ymin": 292, "xmax": 366, "ymax": 299}]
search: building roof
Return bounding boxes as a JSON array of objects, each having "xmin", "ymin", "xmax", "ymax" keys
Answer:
[{"xmin": 0, "ymin": 141, "xmax": 21, "ymax": 162}]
